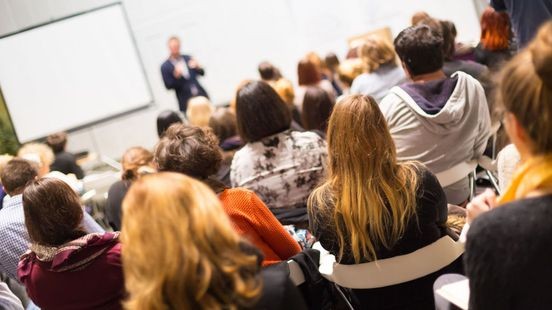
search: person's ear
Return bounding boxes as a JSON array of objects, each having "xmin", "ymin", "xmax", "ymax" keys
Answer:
[{"xmin": 504, "ymin": 112, "xmax": 534, "ymax": 158}]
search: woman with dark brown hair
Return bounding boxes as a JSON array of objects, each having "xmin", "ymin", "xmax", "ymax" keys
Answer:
[
  {"xmin": 301, "ymin": 86, "xmax": 334, "ymax": 138},
  {"xmin": 18, "ymin": 178, "xmax": 123, "ymax": 310},
  {"xmin": 295, "ymin": 58, "xmax": 335, "ymax": 112},
  {"xmin": 155, "ymin": 124, "xmax": 301, "ymax": 266}
]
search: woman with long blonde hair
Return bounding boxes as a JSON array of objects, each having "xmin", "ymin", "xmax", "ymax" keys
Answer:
[
  {"xmin": 121, "ymin": 172, "xmax": 306, "ymax": 310},
  {"xmin": 308, "ymin": 95, "xmax": 459, "ymax": 309}
]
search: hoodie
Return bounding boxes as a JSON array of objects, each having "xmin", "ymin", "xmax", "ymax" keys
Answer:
[
  {"xmin": 379, "ymin": 71, "xmax": 491, "ymax": 176},
  {"xmin": 18, "ymin": 232, "xmax": 123, "ymax": 310}
]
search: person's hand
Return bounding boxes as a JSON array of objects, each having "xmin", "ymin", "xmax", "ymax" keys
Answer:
[
  {"xmin": 188, "ymin": 59, "xmax": 199, "ymax": 69},
  {"xmin": 466, "ymin": 188, "xmax": 498, "ymax": 224},
  {"xmin": 173, "ymin": 67, "xmax": 182, "ymax": 78}
]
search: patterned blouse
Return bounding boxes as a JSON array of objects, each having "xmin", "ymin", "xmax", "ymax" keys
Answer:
[{"xmin": 230, "ymin": 130, "xmax": 327, "ymax": 209}]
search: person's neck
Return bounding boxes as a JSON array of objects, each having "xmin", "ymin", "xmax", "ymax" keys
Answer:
[
  {"xmin": 411, "ymin": 70, "xmax": 446, "ymax": 83},
  {"xmin": 170, "ymin": 54, "xmax": 181, "ymax": 60}
]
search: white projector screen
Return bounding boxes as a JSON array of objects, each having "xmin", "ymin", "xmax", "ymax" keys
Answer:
[{"xmin": 0, "ymin": 4, "xmax": 152, "ymax": 143}]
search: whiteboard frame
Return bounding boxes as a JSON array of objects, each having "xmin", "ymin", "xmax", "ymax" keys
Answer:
[{"xmin": 0, "ymin": 2, "xmax": 154, "ymax": 143}]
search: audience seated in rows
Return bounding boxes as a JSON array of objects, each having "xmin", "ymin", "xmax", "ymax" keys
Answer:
[
  {"xmin": 380, "ymin": 24, "xmax": 491, "ymax": 204},
  {"xmin": 0, "ymin": 159, "xmax": 103, "ymax": 281},
  {"xmin": 308, "ymin": 95, "xmax": 461, "ymax": 309},
  {"xmin": 105, "ymin": 147, "xmax": 155, "ymax": 231},
  {"xmin": 230, "ymin": 81, "xmax": 327, "ymax": 223},
  {"xmin": 46, "ymin": 132, "xmax": 84, "ymax": 179},
  {"xmin": 154, "ymin": 124, "xmax": 301, "ymax": 266},
  {"xmin": 350, "ymin": 35, "xmax": 408, "ymax": 102},
  {"xmin": 121, "ymin": 173, "xmax": 307, "ymax": 309},
  {"xmin": 463, "ymin": 21, "xmax": 552, "ymax": 309},
  {"xmin": 18, "ymin": 178, "xmax": 123, "ymax": 309}
]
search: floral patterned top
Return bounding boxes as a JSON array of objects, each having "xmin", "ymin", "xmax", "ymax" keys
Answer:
[{"xmin": 230, "ymin": 130, "xmax": 327, "ymax": 209}]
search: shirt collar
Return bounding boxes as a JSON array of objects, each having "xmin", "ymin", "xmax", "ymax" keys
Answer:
[{"xmin": 2, "ymin": 194, "xmax": 22, "ymax": 211}]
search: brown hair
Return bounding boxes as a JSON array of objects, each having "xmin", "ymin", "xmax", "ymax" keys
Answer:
[
  {"xmin": 258, "ymin": 61, "xmax": 281, "ymax": 81},
  {"xmin": 298, "ymin": 59, "xmax": 322, "ymax": 86},
  {"xmin": 121, "ymin": 173, "xmax": 262, "ymax": 309},
  {"xmin": 235, "ymin": 81, "xmax": 291, "ymax": 142},
  {"xmin": 269, "ymin": 78, "xmax": 295, "ymax": 106},
  {"xmin": 23, "ymin": 178, "xmax": 86, "ymax": 246},
  {"xmin": 154, "ymin": 124, "xmax": 222, "ymax": 179},
  {"xmin": 394, "ymin": 24, "xmax": 444, "ymax": 76},
  {"xmin": 46, "ymin": 132, "xmax": 67, "ymax": 154},
  {"xmin": 411, "ymin": 11, "xmax": 431, "ymax": 26},
  {"xmin": 209, "ymin": 108, "xmax": 238, "ymax": 143},
  {"xmin": 337, "ymin": 59, "xmax": 364, "ymax": 87},
  {"xmin": 498, "ymin": 21, "xmax": 552, "ymax": 154},
  {"xmin": 121, "ymin": 147, "xmax": 154, "ymax": 181},
  {"xmin": 480, "ymin": 7, "xmax": 511, "ymax": 51},
  {"xmin": 308, "ymin": 95, "xmax": 419, "ymax": 263},
  {"xmin": 301, "ymin": 87, "xmax": 334, "ymax": 132},
  {"xmin": 0, "ymin": 159, "xmax": 38, "ymax": 195},
  {"xmin": 359, "ymin": 36, "xmax": 398, "ymax": 72}
]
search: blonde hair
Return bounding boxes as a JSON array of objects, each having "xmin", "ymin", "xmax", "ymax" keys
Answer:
[
  {"xmin": 269, "ymin": 78, "xmax": 295, "ymax": 106},
  {"xmin": 121, "ymin": 147, "xmax": 155, "ymax": 181},
  {"xmin": 308, "ymin": 95, "xmax": 419, "ymax": 263},
  {"xmin": 358, "ymin": 36, "xmax": 398, "ymax": 73},
  {"xmin": 0, "ymin": 154, "xmax": 14, "ymax": 183},
  {"xmin": 498, "ymin": 21, "xmax": 552, "ymax": 154},
  {"xmin": 17, "ymin": 143, "xmax": 54, "ymax": 176},
  {"xmin": 186, "ymin": 96, "xmax": 213, "ymax": 127},
  {"xmin": 337, "ymin": 59, "xmax": 364, "ymax": 87},
  {"xmin": 121, "ymin": 173, "xmax": 262, "ymax": 309}
]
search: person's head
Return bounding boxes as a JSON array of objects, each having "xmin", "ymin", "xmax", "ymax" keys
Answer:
[
  {"xmin": 337, "ymin": 59, "xmax": 364, "ymax": 88},
  {"xmin": 359, "ymin": 36, "xmax": 398, "ymax": 72},
  {"xmin": 297, "ymin": 58, "xmax": 322, "ymax": 86},
  {"xmin": 168, "ymin": 36, "xmax": 181, "ymax": 59},
  {"xmin": 269, "ymin": 78, "xmax": 295, "ymax": 107},
  {"xmin": 480, "ymin": 7, "xmax": 511, "ymax": 51},
  {"xmin": 23, "ymin": 178, "xmax": 86, "ymax": 246},
  {"xmin": 324, "ymin": 53, "xmax": 340, "ymax": 72},
  {"xmin": 411, "ymin": 11, "xmax": 431, "ymax": 26},
  {"xmin": 17, "ymin": 143, "xmax": 54, "ymax": 177},
  {"xmin": 0, "ymin": 154, "xmax": 14, "ymax": 185},
  {"xmin": 308, "ymin": 95, "xmax": 419, "ymax": 263},
  {"xmin": 156, "ymin": 110, "xmax": 183, "ymax": 138},
  {"xmin": 257, "ymin": 61, "xmax": 281, "ymax": 81},
  {"xmin": 0, "ymin": 159, "xmax": 38, "ymax": 196},
  {"xmin": 121, "ymin": 147, "xmax": 155, "ymax": 182},
  {"xmin": 394, "ymin": 25, "xmax": 444, "ymax": 78},
  {"xmin": 46, "ymin": 132, "xmax": 68, "ymax": 154},
  {"xmin": 235, "ymin": 80, "xmax": 291, "ymax": 142},
  {"xmin": 208, "ymin": 108, "xmax": 238, "ymax": 143},
  {"xmin": 154, "ymin": 124, "xmax": 222, "ymax": 180},
  {"xmin": 186, "ymin": 96, "xmax": 213, "ymax": 127},
  {"xmin": 498, "ymin": 21, "xmax": 552, "ymax": 159},
  {"xmin": 301, "ymin": 87, "xmax": 334, "ymax": 132},
  {"xmin": 440, "ymin": 20, "xmax": 458, "ymax": 61},
  {"xmin": 121, "ymin": 173, "xmax": 262, "ymax": 309}
]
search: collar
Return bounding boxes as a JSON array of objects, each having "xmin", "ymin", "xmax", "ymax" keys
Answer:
[{"xmin": 2, "ymin": 194, "xmax": 22, "ymax": 211}]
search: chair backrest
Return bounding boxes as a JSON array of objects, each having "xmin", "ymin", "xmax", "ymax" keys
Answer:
[
  {"xmin": 435, "ymin": 160, "xmax": 478, "ymax": 188},
  {"xmin": 319, "ymin": 236, "xmax": 464, "ymax": 289},
  {"xmin": 288, "ymin": 260, "xmax": 306, "ymax": 286}
]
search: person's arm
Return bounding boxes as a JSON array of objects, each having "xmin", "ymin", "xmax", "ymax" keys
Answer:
[
  {"xmin": 70, "ymin": 155, "xmax": 84, "ymax": 180},
  {"xmin": 0, "ymin": 282, "xmax": 23, "ymax": 310},
  {"xmin": 160, "ymin": 62, "xmax": 180, "ymax": 90},
  {"xmin": 473, "ymin": 82, "xmax": 492, "ymax": 157},
  {"xmin": 248, "ymin": 192, "xmax": 301, "ymax": 259}
]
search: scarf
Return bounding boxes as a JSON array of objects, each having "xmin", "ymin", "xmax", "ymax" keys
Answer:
[{"xmin": 498, "ymin": 155, "xmax": 552, "ymax": 204}]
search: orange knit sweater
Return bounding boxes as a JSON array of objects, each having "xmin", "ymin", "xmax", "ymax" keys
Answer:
[{"xmin": 219, "ymin": 188, "xmax": 301, "ymax": 266}]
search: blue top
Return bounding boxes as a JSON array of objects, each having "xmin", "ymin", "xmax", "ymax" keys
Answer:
[
  {"xmin": 491, "ymin": 0, "xmax": 552, "ymax": 48},
  {"xmin": 0, "ymin": 194, "xmax": 104, "ymax": 281},
  {"xmin": 350, "ymin": 64, "xmax": 407, "ymax": 103}
]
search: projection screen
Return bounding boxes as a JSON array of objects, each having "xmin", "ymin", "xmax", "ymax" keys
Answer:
[{"xmin": 0, "ymin": 4, "xmax": 152, "ymax": 143}]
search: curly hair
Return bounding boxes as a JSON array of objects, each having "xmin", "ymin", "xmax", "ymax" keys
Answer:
[{"xmin": 154, "ymin": 124, "xmax": 222, "ymax": 179}]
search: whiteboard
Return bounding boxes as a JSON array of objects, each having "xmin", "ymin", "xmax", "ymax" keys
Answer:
[{"xmin": 0, "ymin": 4, "xmax": 152, "ymax": 142}]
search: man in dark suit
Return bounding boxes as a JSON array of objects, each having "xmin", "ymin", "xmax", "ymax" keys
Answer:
[{"xmin": 160, "ymin": 36, "xmax": 208, "ymax": 112}]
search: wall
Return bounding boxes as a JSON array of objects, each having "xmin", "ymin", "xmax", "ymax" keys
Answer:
[{"xmin": 0, "ymin": 0, "xmax": 480, "ymax": 159}]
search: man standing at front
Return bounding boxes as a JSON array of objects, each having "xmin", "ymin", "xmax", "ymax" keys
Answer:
[{"xmin": 161, "ymin": 36, "xmax": 208, "ymax": 112}]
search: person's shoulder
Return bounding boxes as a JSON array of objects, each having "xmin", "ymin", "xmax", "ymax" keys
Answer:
[
  {"xmin": 290, "ymin": 130, "xmax": 325, "ymax": 143},
  {"xmin": 220, "ymin": 187, "xmax": 255, "ymax": 202},
  {"xmin": 257, "ymin": 264, "xmax": 307, "ymax": 309}
]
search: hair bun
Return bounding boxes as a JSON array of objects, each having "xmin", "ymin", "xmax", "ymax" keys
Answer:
[{"xmin": 530, "ymin": 22, "xmax": 552, "ymax": 88}]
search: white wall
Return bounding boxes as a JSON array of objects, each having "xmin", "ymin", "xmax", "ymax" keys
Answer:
[{"xmin": 0, "ymin": 0, "xmax": 480, "ymax": 159}]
